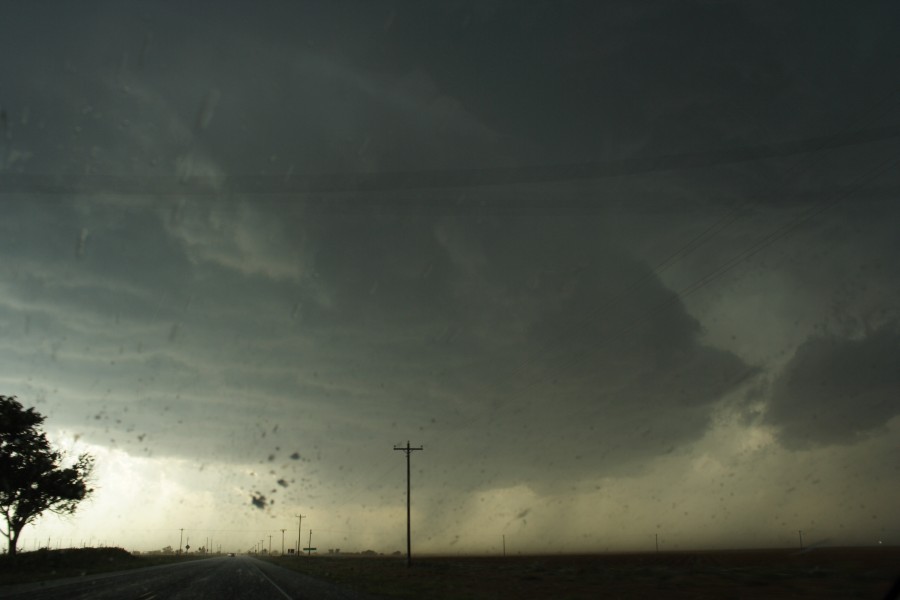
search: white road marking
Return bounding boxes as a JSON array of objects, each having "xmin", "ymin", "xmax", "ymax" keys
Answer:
[{"xmin": 250, "ymin": 562, "xmax": 294, "ymax": 599}]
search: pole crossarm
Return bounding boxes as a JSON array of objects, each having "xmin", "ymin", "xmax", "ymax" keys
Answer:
[{"xmin": 393, "ymin": 442, "xmax": 424, "ymax": 455}]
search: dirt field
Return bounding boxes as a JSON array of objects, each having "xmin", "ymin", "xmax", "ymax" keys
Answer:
[{"xmin": 267, "ymin": 546, "xmax": 900, "ymax": 599}]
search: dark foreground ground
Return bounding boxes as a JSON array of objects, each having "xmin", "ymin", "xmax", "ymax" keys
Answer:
[
  {"xmin": 265, "ymin": 547, "xmax": 900, "ymax": 599},
  {"xmin": 0, "ymin": 554, "xmax": 374, "ymax": 599},
  {"xmin": 0, "ymin": 548, "xmax": 210, "ymax": 586},
  {"xmin": 1, "ymin": 547, "xmax": 897, "ymax": 599}
]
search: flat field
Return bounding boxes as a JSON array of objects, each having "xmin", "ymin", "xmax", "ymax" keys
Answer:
[
  {"xmin": 266, "ymin": 547, "xmax": 900, "ymax": 599},
  {"xmin": 0, "ymin": 548, "xmax": 209, "ymax": 586}
]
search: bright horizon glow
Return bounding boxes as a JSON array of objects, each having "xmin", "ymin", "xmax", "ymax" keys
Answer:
[{"xmin": 17, "ymin": 414, "xmax": 896, "ymax": 556}]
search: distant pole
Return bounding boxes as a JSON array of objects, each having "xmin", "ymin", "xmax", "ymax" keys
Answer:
[
  {"xmin": 308, "ymin": 530, "xmax": 313, "ymax": 556},
  {"xmin": 798, "ymin": 530, "xmax": 803, "ymax": 550},
  {"xmin": 502, "ymin": 535, "xmax": 506, "ymax": 557},
  {"xmin": 179, "ymin": 529, "xmax": 184, "ymax": 555},
  {"xmin": 394, "ymin": 441, "xmax": 424, "ymax": 568},
  {"xmin": 655, "ymin": 533, "xmax": 659, "ymax": 553},
  {"xmin": 296, "ymin": 514, "xmax": 305, "ymax": 556},
  {"xmin": 281, "ymin": 529, "xmax": 286, "ymax": 556},
  {"xmin": 269, "ymin": 535, "xmax": 272, "ymax": 555}
]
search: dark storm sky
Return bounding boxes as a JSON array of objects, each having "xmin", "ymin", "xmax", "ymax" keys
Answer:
[{"xmin": 1, "ymin": 1, "xmax": 899, "ymax": 553}]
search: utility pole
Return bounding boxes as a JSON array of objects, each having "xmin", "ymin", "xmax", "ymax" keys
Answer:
[
  {"xmin": 655, "ymin": 533, "xmax": 659, "ymax": 553},
  {"xmin": 308, "ymin": 530, "xmax": 313, "ymax": 556},
  {"xmin": 798, "ymin": 530, "xmax": 803, "ymax": 550},
  {"xmin": 394, "ymin": 441, "xmax": 424, "ymax": 568},
  {"xmin": 268, "ymin": 535, "xmax": 272, "ymax": 556},
  {"xmin": 295, "ymin": 514, "xmax": 305, "ymax": 556},
  {"xmin": 502, "ymin": 535, "xmax": 506, "ymax": 557},
  {"xmin": 281, "ymin": 529, "xmax": 286, "ymax": 556},
  {"xmin": 179, "ymin": 528, "xmax": 184, "ymax": 555}
]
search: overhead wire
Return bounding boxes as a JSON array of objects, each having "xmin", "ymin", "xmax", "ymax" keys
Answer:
[
  {"xmin": 483, "ymin": 78, "xmax": 900, "ymax": 402},
  {"xmin": 523, "ymin": 145, "xmax": 900, "ymax": 390},
  {"xmin": 437, "ymin": 77, "xmax": 900, "ymax": 469}
]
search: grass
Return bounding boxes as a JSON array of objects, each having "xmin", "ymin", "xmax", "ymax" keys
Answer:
[
  {"xmin": 262, "ymin": 547, "xmax": 900, "ymax": 600},
  {"xmin": 3, "ymin": 546, "xmax": 896, "ymax": 598},
  {"xmin": 0, "ymin": 547, "xmax": 210, "ymax": 586}
]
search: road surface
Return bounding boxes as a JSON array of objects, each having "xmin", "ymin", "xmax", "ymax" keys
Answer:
[{"xmin": 0, "ymin": 556, "xmax": 379, "ymax": 600}]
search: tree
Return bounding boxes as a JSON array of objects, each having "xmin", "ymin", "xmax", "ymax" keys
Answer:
[{"xmin": 0, "ymin": 395, "xmax": 94, "ymax": 556}]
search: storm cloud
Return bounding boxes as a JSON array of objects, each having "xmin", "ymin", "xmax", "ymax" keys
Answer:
[
  {"xmin": 1, "ymin": 0, "xmax": 898, "ymax": 553},
  {"xmin": 764, "ymin": 325, "xmax": 900, "ymax": 448}
]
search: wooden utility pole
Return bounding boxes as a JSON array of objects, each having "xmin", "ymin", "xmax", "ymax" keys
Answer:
[
  {"xmin": 394, "ymin": 441, "xmax": 423, "ymax": 567},
  {"xmin": 281, "ymin": 529, "xmax": 286, "ymax": 556},
  {"xmin": 295, "ymin": 514, "xmax": 305, "ymax": 556}
]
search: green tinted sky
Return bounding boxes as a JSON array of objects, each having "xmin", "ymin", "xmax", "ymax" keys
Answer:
[{"xmin": 1, "ymin": 1, "xmax": 898, "ymax": 554}]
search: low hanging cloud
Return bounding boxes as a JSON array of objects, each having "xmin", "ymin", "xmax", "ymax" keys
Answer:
[
  {"xmin": 279, "ymin": 209, "xmax": 755, "ymax": 492},
  {"xmin": 164, "ymin": 198, "xmax": 312, "ymax": 284},
  {"xmin": 2, "ymin": 194, "xmax": 757, "ymax": 498},
  {"xmin": 764, "ymin": 324, "xmax": 900, "ymax": 449}
]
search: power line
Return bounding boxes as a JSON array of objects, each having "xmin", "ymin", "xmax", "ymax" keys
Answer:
[
  {"xmin": 473, "ymin": 88, "xmax": 900, "ymax": 414},
  {"xmin": 537, "ymin": 149, "xmax": 900, "ymax": 384},
  {"xmin": 3, "ymin": 125, "xmax": 900, "ymax": 198},
  {"xmin": 437, "ymin": 149, "xmax": 900, "ymax": 495},
  {"xmin": 450, "ymin": 107, "xmax": 900, "ymax": 447}
]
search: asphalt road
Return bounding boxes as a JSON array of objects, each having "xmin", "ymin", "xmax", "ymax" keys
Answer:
[{"xmin": 0, "ymin": 556, "xmax": 378, "ymax": 600}]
